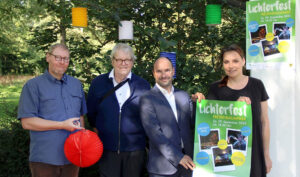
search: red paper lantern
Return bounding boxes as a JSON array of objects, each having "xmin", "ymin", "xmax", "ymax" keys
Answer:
[{"xmin": 64, "ymin": 130, "xmax": 103, "ymax": 167}]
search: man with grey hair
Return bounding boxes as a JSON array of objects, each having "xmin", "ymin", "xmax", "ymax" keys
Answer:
[
  {"xmin": 87, "ymin": 43, "xmax": 150, "ymax": 177},
  {"xmin": 18, "ymin": 43, "xmax": 87, "ymax": 177}
]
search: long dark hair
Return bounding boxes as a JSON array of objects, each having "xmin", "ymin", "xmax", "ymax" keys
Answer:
[{"xmin": 219, "ymin": 44, "xmax": 245, "ymax": 87}]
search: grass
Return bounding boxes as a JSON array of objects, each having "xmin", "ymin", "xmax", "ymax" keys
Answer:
[{"xmin": 0, "ymin": 75, "xmax": 34, "ymax": 129}]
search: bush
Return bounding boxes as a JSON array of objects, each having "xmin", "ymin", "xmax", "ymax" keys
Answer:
[
  {"xmin": 0, "ymin": 110, "xmax": 30, "ymax": 177},
  {"xmin": 0, "ymin": 107, "xmax": 101, "ymax": 177}
]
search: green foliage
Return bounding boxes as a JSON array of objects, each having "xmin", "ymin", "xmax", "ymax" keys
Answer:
[
  {"xmin": 0, "ymin": 1, "xmax": 246, "ymax": 176},
  {"xmin": 0, "ymin": 0, "xmax": 246, "ymax": 92},
  {"xmin": 0, "ymin": 120, "xmax": 30, "ymax": 177},
  {"xmin": 0, "ymin": 0, "xmax": 44, "ymax": 75}
]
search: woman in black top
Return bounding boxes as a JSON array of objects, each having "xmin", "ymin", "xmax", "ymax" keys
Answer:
[{"xmin": 193, "ymin": 44, "xmax": 272, "ymax": 177}]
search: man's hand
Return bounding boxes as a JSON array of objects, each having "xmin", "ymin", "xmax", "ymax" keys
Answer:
[
  {"xmin": 179, "ymin": 155, "xmax": 195, "ymax": 170},
  {"xmin": 191, "ymin": 92, "xmax": 205, "ymax": 102},
  {"xmin": 61, "ymin": 117, "xmax": 84, "ymax": 132}
]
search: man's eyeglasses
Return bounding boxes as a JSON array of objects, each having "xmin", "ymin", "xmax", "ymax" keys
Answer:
[
  {"xmin": 49, "ymin": 53, "xmax": 70, "ymax": 63},
  {"xmin": 113, "ymin": 58, "xmax": 133, "ymax": 64}
]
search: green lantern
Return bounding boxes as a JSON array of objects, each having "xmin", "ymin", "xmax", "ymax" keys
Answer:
[{"xmin": 205, "ymin": 4, "xmax": 221, "ymax": 26}]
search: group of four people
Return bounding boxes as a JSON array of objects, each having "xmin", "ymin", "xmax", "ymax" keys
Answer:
[{"xmin": 18, "ymin": 43, "xmax": 271, "ymax": 177}]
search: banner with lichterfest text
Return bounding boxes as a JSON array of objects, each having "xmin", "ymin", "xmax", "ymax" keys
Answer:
[
  {"xmin": 193, "ymin": 100, "xmax": 252, "ymax": 177},
  {"xmin": 246, "ymin": 0, "xmax": 296, "ymax": 69}
]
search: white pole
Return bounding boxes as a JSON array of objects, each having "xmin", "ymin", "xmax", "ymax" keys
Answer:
[{"xmin": 251, "ymin": 1, "xmax": 299, "ymax": 176}]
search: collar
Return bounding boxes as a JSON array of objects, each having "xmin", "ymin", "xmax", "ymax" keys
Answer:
[
  {"xmin": 45, "ymin": 69, "xmax": 67, "ymax": 84},
  {"xmin": 109, "ymin": 69, "xmax": 132, "ymax": 81},
  {"xmin": 155, "ymin": 83, "xmax": 174, "ymax": 95}
]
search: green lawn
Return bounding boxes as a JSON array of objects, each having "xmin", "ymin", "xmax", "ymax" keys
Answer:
[{"xmin": 0, "ymin": 75, "xmax": 33, "ymax": 129}]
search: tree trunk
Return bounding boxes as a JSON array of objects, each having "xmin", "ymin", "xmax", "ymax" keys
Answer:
[
  {"xmin": 59, "ymin": 0, "xmax": 66, "ymax": 45},
  {"xmin": 60, "ymin": 24, "xmax": 66, "ymax": 45}
]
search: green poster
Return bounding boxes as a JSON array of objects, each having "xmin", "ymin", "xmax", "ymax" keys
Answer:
[
  {"xmin": 246, "ymin": 0, "xmax": 296, "ymax": 69},
  {"xmin": 193, "ymin": 100, "xmax": 252, "ymax": 177}
]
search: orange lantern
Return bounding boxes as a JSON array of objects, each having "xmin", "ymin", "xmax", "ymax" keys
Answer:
[{"xmin": 72, "ymin": 7, "xmax": 88, "ymax": 27}]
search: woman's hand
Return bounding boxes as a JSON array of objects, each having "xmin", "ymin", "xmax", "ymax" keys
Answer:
[
  {"xmin": 237, "ymin": 96, "xmax": 251, "ymax": 104},
  {"xmin": 191, "ymin": 92, "xmax": 205, "ymax": 102},
  {"xmin": 265, "ymin": 154, "xmax": 272, "ymax": 174}
]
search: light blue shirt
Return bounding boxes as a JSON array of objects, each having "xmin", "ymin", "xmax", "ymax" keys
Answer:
[{"xmin": 18, "ymin": 70, "xmax": 87, "ymax": 165}]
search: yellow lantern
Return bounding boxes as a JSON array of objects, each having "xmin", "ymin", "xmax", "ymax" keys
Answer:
[{"xmin": 72, "ymin": 7, "xmax": 87, "ymax": 27}]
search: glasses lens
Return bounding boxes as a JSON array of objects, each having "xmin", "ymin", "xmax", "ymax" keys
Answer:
[{"xmin": 51, "ymin": 54, "xmax": 69, "ymax": 63}]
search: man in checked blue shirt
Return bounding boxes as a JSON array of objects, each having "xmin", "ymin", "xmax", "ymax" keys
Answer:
[{"xmin": 18, "ymin": 43, "xmax": 87, "ymax": 177}]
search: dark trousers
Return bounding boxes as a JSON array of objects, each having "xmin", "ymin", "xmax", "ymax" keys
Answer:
[
  {"xmin": 149, "ymin": 166, "xmax": 192, "ymax": 177},
  {"xmin": 29, "ymin": 162, "xmax": 79, "ymax": 177},
  {"xmin": 99, "ymin": 150, "xmax": 146, "ymax": 177}
]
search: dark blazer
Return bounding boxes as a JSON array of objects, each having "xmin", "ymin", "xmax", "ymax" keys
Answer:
[
  {"xmin": 87, "ymin": 73, "xmax": 151, "ymax": 151},
  {"xmin": 140, "ymin": 85, "xmax": 194, "ymax": 175}
]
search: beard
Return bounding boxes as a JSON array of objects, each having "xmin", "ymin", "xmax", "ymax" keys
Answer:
[{"xmin": 157, "ymin": 77, "xmax": 172, "ymax": 88}]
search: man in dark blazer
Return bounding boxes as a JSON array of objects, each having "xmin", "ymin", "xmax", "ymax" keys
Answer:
[
  {"xmin": 140, "ymin": 57, "xmax": 195, "ymax": 177},
  {"xmin": 87, "ymin": 43, "xmax": 150, "ymax": 177}
]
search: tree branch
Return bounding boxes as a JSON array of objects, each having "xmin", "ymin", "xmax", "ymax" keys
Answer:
[
  {"xmin": 214, "ymin": 0, "xmax": 246, "ymax": 10},
  {"xmin": 226, "ymin": 0, "xmax": 246, "ymax": 10}
]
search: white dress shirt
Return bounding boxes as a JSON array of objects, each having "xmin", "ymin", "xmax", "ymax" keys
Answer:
[
  {"xmin": 109, "ymin": 69, "xmax": 131, "ymax": 110},
  {"xmin": 156, "ymin": 83, "xmax": 184, "ymax": 148},
  {"xmin": 155, "ymin": 83, "xmax": 178, "ymax": 121}
]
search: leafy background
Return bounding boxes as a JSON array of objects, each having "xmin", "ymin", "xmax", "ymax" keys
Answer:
[{"xmin": 0, "ymin": 0, "xmax": 246, "ymax": 176}]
